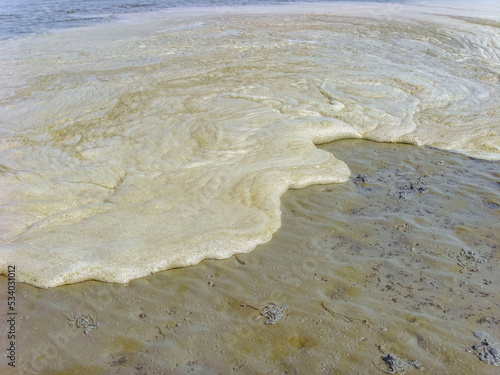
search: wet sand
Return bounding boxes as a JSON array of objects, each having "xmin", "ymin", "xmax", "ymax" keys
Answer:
[{"xmin": 1, "ymin": 139, "xmax": 499, "ymax": 374}]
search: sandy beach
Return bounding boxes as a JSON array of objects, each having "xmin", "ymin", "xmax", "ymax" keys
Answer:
[
  {"xmin": 1, "ymin": 1, "xmax": 499, "ymax": 373},
  {"xmin": 1, "ymin": 139, "xmax": 498, "ymax": 374}
]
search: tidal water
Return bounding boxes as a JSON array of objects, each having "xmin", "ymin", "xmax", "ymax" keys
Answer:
[{"xmin": 0, "ymin": 0, "xmax": 403, "ymax": 40}]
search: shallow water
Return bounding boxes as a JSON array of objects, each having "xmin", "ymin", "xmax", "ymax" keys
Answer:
[
  {"xmin": 1, "ymin": 140, "xmax": 498, "ymax": 374},
  {"xmin": 0, "ymin": 0, "xmax": 405, "ymax": 40},
  {"xmin": 0, "ymin": 2, "xmax": 498, "ymax": 287}
]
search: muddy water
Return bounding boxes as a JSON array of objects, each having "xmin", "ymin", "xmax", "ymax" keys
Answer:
[{"xmin": 1, "ymin": 139, "xmax": 498, "ymax": 374}]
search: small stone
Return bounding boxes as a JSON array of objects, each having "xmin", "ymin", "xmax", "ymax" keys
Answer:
[{"xmin": 354, "ymin": 174, "xmax": 369, "ymax": 184}]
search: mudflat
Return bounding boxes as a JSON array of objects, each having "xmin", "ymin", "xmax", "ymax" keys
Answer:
[{"xmin": 2, "ymin": 139, "xmax": 498, "ymax": 374}]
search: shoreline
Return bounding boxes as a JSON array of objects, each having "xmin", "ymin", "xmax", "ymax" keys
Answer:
[
  {"xmin": 1, "ymin": 139, "xmax": 498, "ymax": 374},
  {"xmin": 2, "ymin": 0, "xmax": 499, "ymax": 287},
  {"xmin": 4, "ymin": 0, "xmax": 499, "ymax": 43}
]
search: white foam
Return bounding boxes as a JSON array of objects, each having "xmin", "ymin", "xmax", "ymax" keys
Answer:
[
  {"xmin": 0, "ymin": 2, "xmax": 498, "ymax": 287},
  {"xmin": 405, "ymin": 0, "xmax": 500, "ymax": 20}
]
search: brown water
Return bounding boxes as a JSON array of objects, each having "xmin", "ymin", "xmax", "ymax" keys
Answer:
[{"xmin": 1, "ymin": 139, "xmax": 498, "ymax": 374}]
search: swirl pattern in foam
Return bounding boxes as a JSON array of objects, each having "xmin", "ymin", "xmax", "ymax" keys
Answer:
[{"xmin": 0, "ymin": 3, "xmax": 498, "ymax": 286}]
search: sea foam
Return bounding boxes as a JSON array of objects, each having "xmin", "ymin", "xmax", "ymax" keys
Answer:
[{"xmin": 0, "ymin": 2, "xmax": 498, "ymax": 287}]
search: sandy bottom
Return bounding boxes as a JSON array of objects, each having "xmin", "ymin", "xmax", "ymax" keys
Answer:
[{"xmin": 1, "ymin": 139, "xmax": 499, "ymax": 375}]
